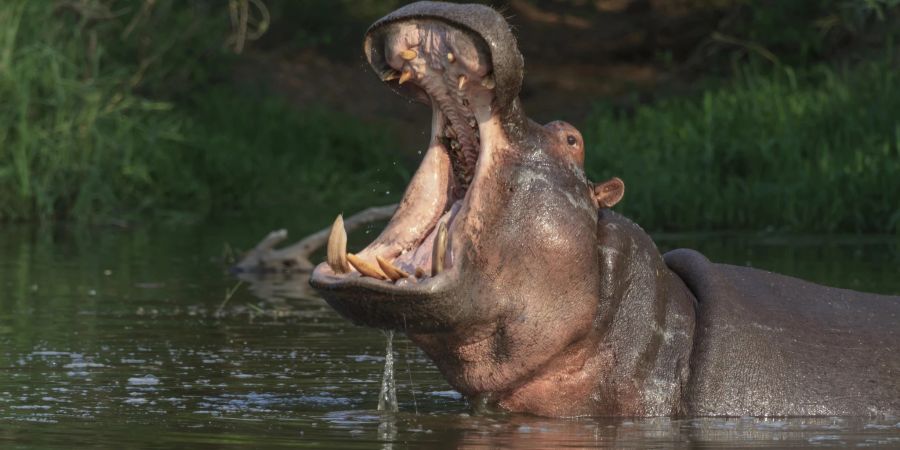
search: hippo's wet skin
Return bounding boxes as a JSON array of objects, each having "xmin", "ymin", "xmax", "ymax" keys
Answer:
[{"xmin": 309, "ymin": 1, "xmax": 899, "ymax": 417}]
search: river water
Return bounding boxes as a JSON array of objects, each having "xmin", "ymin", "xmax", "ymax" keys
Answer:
[{"xmin": 1, "ymin": 223, "xmax": 898, "ymax": 448}]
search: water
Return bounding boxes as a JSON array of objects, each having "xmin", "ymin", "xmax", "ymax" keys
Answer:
[{"xmin": 0, "ymin": 224, "xmax": 898, "ymax": 448}]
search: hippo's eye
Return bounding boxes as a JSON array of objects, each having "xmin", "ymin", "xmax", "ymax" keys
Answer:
[{"xmin": 566, "ymin": 135, "xmax": 577, "ymax": 146}]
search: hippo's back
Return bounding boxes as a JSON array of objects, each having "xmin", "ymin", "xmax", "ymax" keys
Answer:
[{"xmin": 664, "ymin": 248, "xmax": 899, "ymax": 417}]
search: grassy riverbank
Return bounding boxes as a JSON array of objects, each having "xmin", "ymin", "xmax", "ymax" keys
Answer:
[
  {"xmin": 1, "ymin": 1, "xmax": 898, "ymax": 233},
  {"xmin": 0, "ymin": 1, "xmax": 406, "ymax": 226},
  {"xmin": 584, "ymin": 60, "xmax": 900, "ymax": 234}
]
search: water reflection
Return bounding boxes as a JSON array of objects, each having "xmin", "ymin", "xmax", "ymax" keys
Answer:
[{"xmin": 317, "ymin": 412, "xmax": 900, "ymax": 448}]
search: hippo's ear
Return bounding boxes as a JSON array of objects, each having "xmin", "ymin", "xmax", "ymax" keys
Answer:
[{"xmin": 593, "ymin": 177, "xmax": 625, "ymax": 208}]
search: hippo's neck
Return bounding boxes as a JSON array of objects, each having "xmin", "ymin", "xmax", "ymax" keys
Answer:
[
  {"xmin": 497, "ymin": 210, "xmax": 697, "ymax": 417},
  {"xmin": 595, "ymin": 210, "xmax": 697, "ymax": 415}
]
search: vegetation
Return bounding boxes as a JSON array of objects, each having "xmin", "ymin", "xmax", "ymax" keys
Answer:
[
  {"xmin": 0, "ymin": 0, "xmax": 897, "ymax": 233},
  {"xmin": 0, "ymin": 1, "xmax": 405, "ymax": 225},
  {"xmin": 584, "ymin": 60, "xmax": 900, "ymax": 234}
]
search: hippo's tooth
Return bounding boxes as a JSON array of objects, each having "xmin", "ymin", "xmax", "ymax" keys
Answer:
[
  {"xmin": 400, "ymin": 49, "xmax": 417, "ymax": 61},
  {"xmin": 481, "ymin": 75, "xmax": 495, "ymax": 89},
  {"xmin": 381, "ymin": 70, "xmax": 400, "ymax": 81},
  {"xmin": 447, "ymin": 52, "xmax": 455, "ymax": 63},
  {"xmin": 327, "ymin": 214, "xmax": 350, "ymax": 273},
  {"xmin": 432, "ymin": 221, "xmax": 448, "ymax": 276},
  {"xmin": 347, "ymin": 253, "xmax": 387, "ymax": 280},
  {"xmin": 399, "ymin": 68, "xmax": 414, "ymax": 85},
  {"xmin": 376, "ymin": 256, "xmax": 410, "ymax": 281},
  {"xmin": 457, "ymin": 75, "xmax": 467, "ymax": 90}
]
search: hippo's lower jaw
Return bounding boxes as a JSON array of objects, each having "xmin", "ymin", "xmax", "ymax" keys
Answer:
[{"xmin": 310, "ymin": 17, "xmax": 502, "ymax": 332}]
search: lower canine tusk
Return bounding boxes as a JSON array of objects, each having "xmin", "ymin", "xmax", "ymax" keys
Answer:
[
  {"xmin": 432, "ymin": 221, "xmax": 448, "ymax": 276},
  {"xmin": 327, "ymin": 214, "xmax": 350, "ymax": 273},
  {"xmin": 399, "ymin": 68, "xmax": 414, "ymax": 85}
]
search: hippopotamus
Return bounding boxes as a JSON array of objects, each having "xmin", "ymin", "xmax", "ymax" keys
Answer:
[{"xmin": 309, "ymin": 1, "xmax": 900, "ymax": 417}]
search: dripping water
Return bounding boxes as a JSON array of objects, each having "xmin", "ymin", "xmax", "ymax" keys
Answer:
[
  {"xmin": 377, "ymin": 330, "xmax": 398, "ymax": 412},
  {"xmin": 377, "ymin": 330, "xmax": 398, "ymax": 447}
]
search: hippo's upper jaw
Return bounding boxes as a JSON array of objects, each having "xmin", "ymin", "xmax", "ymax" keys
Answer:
[{"xmin": 310, "ymin": 4, "xmax": 510, "ymax": 331}]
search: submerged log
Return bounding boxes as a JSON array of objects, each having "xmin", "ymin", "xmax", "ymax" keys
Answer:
[{"xmin": 232, "ymin": 204, "xmax": 398, "ymax": 273}]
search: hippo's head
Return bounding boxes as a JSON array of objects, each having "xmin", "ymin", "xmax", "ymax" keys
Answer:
[{"xmin": 310, "ymin": 2, "xmax": 624, "ymax": 402}]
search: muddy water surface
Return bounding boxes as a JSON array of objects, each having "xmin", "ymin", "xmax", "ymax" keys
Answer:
[{"xmin": 1, "ymin": 224, "xmax": 898, "ymax": 448}]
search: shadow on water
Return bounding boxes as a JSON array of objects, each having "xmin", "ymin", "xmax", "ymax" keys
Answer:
[{"xmin": 0, "ymin": 223, "xmax": 898, "ymax": 448}]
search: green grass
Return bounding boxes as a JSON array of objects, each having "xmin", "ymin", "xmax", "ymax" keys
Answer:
[
  {"xmin": 584, "ymin": 60, "xmax": 900, "ymax": 234},
  {"xmin": 0, "ymin": 1, "xmax": 406, "ymax": 225}
]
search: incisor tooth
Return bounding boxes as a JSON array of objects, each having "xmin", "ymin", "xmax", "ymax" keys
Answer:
[
  {"xmin": 399, "ymin": 68, "xmax": 413, "ymax": 85},
  {"xmin": 481, "ymin": 75, "xmax": 495, "ymax": 89},
  {"xmin": 400, "ymin": 49, "xmax": 417, "ymax": 61},
  {"xmin": 432, "ymin": 221, "xmax": 448, "ymax": 276},
  {"xmin": 327, "ymin": 214, "xmax": 350, "ymax": 273},
  {"xmin": 376, "ymin": 256, "xmax": 410, "ymax": 281},
  {"xmin": 381, "ymin": 70, "xmax": 399, "ymax": 81},
  {"xmin": 457, "ymin": 75, "xmax": 467, "ymax": 90},
  {"xmin": 347, "ymin": 253, "xmax": 387, "ymax": 280},
  {"xmin": 447, "ymin": 52, "xmax": 455, "ymax": 63}
]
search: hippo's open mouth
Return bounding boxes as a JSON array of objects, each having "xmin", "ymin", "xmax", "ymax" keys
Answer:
[{"xmin": 309, "ymin": 17, "xmax": 502, "ymax": 324}]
